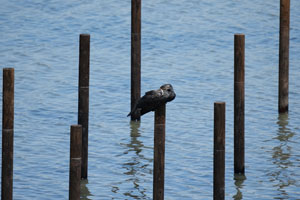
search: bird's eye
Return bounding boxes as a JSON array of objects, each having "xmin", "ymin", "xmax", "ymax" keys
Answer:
[{"xmin": 167, "ymin": 89, "xmax": 171, "ymax": 92}]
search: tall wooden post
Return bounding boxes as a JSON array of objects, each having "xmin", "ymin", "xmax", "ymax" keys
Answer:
[
  {"xmin": 234, "ymin": 34, "xmax": 245, "ymax": 174},
  {"xmin": 213, "ymin": 102, "xmax": 225, "ymax": 200},
  {"xmin": 279, "ymin": 0, "xmax": 290, "ymax": 113},
  {"xmin": 153, "ymin": 104, "xmax": 166, "ymax": 200},
  {"xmin": 78, "ymin": 34, "xmax": 90, "ymax": 179},
  {"xmin": 131, "ymin": 0, "xmax": 141, "ymax": 121},
  {"xmin": 69, "ymin": 125, "xmax": 82, "ymax": 200},
  {"xmin": 1, "ymin": 68, "xmax": 14, "ymax": 200}
]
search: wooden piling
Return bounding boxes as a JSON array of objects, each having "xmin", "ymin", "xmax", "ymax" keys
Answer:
[
  {"xmin": 78, "ymin": 34, "xmax": 90, "ymax": 179},
  {"xmin": 234, "ymin": 34, "xmax": 245, "ymax": 174},
  {"xmin": 279, "ymin": 0, "xmax": 290, "ymax": 113},
  {"xmin": 69, "ymin": 125, "xmax": 82, "ymax": 200},
  {"xmin": 131, "ymin": 0, "xmax": 141, "ymax": 121},
  {"xmin": 213, "ymin": 102, "xmax": 225, "ymax": 200},
  {"xmin": 1, "ymin": 68, "xmax": 14, "ymax": 200},
  {"xmin": 153, "ymin": 104, "xmax": 166, "ymax": 200}
]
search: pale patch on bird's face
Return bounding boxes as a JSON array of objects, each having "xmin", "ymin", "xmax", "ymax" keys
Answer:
[
  {"xmin": 159, "ymin": 84, "xmax": 176, "ymax": 102},
  {"xmin": 160, "ymin": 88, "xmax": 164, "ymax": 95},
  {"xmin": 160, "ymin": 84, "xmax": 173, "ymax": 94}
]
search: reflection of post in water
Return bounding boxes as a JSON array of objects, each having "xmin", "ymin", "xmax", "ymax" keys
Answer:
[
  {"xmin": 117, "ymin": 121, "xmax": 151, "ymax": 199},
  {"xmin": 269, "ymin": 113, "xmax": 296, "ymax": 198},
  {"xmin": 129, "ymin": 121, "xmax": 142, "ymax": 148},
  {"xmin": 276, "ymin": 113, "xmax": 294, "ymax": 140},
  {"xmin": 233, "ymin": 174, "xmax": 246, "ymax": 200},
  {"xmin": 80, "ymin": 179, "xmax": 93, "ymax": 200}
]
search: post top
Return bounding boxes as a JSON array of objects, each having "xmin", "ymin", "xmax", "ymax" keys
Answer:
[
  {"xmin": 214, "ymin": 102, "xmax": 226, "ymax": 105},
  {"xmin": 234, "ymin": 33, "xmax": 245, "ymax": 37},
  {"xmin": 80, "ymin": 33, "xmax": 90, "ymax": 37},
  {"xmin": 3, "ymin": 68, "xmax": 14, "ymax": 71}
]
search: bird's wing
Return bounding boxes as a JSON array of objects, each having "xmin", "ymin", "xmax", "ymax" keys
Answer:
[
  {"xmin": 145, "ymin": 90, "xmax": 158, "ymax": 96},
  {"xmin": 138, "ymin": 90, "xmax": 163, "ymax": 115},
  {"xmin": 128, "ymin": 89, "xmax": 164, "ymax": 119}
]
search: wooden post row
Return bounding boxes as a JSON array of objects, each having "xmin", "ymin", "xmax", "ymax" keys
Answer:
[
  {"xmin": 1, "ymin": 68, "xmax": 14, "ymax": 200},
  {"xmin": 234, "ymin": 34, "xmax": 245, "ymax": 175},
  {"xmin": 279, "ymin": 0, "xmax": 290, "ymax": 113},
  {"xmin": 131, "ymin": 0, "xmax": 141, "ymax": 121},
  {"xmin": 153, "ymin": 104, "xmax": 166, "ymax": 200},
  {"xmin": 214, "ymin": 102, "xmax": 225, "ymax": 200},
  {"xmin": 69, "ymin": 125, "xmax": 82, "ymax": 200},
  {"xmin": 78, "ymin": 34, "xmax": 90, "ymax": 179}
]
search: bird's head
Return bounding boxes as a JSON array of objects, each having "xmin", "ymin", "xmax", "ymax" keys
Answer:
[{"xmin": 160, "ymin": 84, "xmax": 176, "ymax": 102}]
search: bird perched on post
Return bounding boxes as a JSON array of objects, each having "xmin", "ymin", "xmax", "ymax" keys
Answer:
[{"xmin": 128, "ymin": 84, "xmax": 176, "ymax": 120}]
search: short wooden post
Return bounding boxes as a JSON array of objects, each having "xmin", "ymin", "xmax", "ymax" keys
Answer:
[
  {"xmin": 213, "ymin": 102, "xmax": 225, "ymax": 200},
  {"xmin": 78, "ymin": 34, "xmax": 90, "ymax": 179},
  {"xmin": 1, "ymin": 68, "xmax": 14, "ymax": 200},
  {"xmin": 69, "ymin": 125, "xmax": 82, "ymax": 200},
  {"xmin": 153, "ymin": 104, "xmax": 166, "ymax": 200},
  {"xmin": 234, "ymin": 34, "xmax": 245, "ymax": 175},
  {"xmin": 278, "ymin": 0, "xmax": 290, "ymax": 113},
  {"xmin": 131, "ymin": 0, "xmax": 141, "ymax": 121}
]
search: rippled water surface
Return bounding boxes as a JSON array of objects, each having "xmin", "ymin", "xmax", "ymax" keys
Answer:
[{"xmin": 1, "ymin": 0, "xmax": 300, "ymax": 199}]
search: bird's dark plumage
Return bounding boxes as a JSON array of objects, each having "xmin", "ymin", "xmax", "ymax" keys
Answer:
[{"xmin": 128, "ymin": 84, "xmax": 176, "ymax": 120}]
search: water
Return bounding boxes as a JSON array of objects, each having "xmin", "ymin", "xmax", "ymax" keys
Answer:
[{"xmin": 1, "ymin": 0, "xmax": 300, "ymax": 199}]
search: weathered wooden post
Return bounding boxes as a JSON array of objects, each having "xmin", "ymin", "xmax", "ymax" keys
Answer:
[
  {"xmin": 131, "ymin": 0, "xmax": 141, "ymax": 121},
  {"xmin": 213, "ymin": 102, "xmax": 225, "ymax": 200},
  {"xmin": 78, "ymin": 34, "xmax": 90, "ymax": 179},
  {"xmin": 1, "ymin": 68, "xmax": 14, "ymax": 200},
  {"xmin": 69, "ymin": 125, "xmax": 82, "ymax": 200},
  {"xmin": 234, "ymin": 34, "xmax": 245, "ymax": 175},
  {"xmin": 278, "ymin": 0, "xmax": 290, "ymax": 113},
  {"xmin": 153, "ymin": 104, "xmax": 166, "ymax": 200}
]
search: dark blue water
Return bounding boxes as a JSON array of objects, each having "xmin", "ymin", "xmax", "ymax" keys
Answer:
[{"xmin": 1, "ymin": 0, "xmax": 300, "ymax": 199}]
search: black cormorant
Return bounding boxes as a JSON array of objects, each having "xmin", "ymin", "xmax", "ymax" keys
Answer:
[{"xmin": 128, "ymin": 84, "xmax": 176, "ymax": 120}]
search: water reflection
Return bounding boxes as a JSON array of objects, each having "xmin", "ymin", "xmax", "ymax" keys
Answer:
[
  {"xmin": 268, "ymin": 113, "xmax": 296, "ymax": 199},
  {"xmin": 80, "ymin": 179, "xmax": 93, "ymax": 200},
  {"xmin": 233, "ymin": 174, "xmax": 246, "ymax": 200},
  {"xmin": 113, "ymin": 121, "xmax": 152, "ymax": 199}
]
